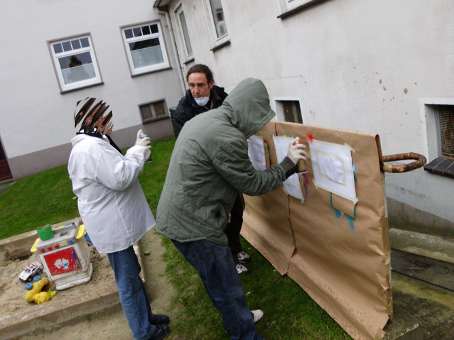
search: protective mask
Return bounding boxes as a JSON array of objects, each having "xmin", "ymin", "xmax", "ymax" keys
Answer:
[{"xmin": 194, "ymin": 96, "xmax": 210, "ymax": 106}]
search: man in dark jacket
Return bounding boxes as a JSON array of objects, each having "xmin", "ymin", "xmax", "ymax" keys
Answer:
[
  {"xmin": 157, "ymin": 78, "xmax": 307, "ymax": 340},
  {"xmin": 172, "ymin": 64, "xmax": 250, "ymax": 275}
]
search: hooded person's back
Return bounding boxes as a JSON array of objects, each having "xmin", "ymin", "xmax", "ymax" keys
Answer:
[{"xmin": 156, "ymin": 78, "xmax": 296, "ymax": 245}]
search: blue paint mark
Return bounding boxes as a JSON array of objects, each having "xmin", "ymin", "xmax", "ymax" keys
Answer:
[
  {"xmin": 346, "ymin": 215, "xmax": 355, "ymax": 231},
  {"xmin": 335, "ymin": 209, "xmax": 342, "ymax": 218}
]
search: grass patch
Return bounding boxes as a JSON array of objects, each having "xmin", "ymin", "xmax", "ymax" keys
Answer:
[
  {"xmin": 162, "ymin": 237, "xmax": 351, "ymax": 339},
  {"xmin": 0, "ymin": 139, "xmax": 175, "ymax": 240}
]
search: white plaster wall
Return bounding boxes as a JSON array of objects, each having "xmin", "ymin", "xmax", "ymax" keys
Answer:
[
  {"xmin": 0, "ymin": 0, "xmax": 183, "ymax": 158},
  {"xmin": 169, "ymin": 0, "xmax": 454, "ymax": 222}
]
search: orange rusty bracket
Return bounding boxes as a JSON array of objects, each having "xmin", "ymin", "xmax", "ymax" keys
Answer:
[{"xmin": 375, "ymin": 135, "xmax": 426, "ymax": 173}]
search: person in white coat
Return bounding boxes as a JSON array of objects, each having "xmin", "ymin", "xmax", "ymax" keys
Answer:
[{"xmin": 67, "ymin": 97, "xmax": 170, "ymax": 340}]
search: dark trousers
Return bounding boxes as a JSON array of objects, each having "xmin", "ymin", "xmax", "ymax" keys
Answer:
[
  {"xmin": 107, "ymin": 246, "xmax": 157, "ymax": 340},
  {"xmin": 172, "ymin": 239, "xmax": 262, "ymax": 340},
  {"xmin": 225, "ymin": 194, "xmax": 245, "ymax": 259}
]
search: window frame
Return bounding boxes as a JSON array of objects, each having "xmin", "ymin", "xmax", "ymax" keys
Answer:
[
  {"xmin": 174, "ymin": 4, "xmax": 193, "ymax": 61},
  {"xmin": 121, "ymin": 21, "xmax": 170, "ymax": 77},
  {"xmin": 422, "ymin": 98, "xmax": 454, "ymax": 179},
  {"xmin": 206, "ymin": 0, "xmax": 230, "ymax": 51},
  {"xmin": 49, "ymin": 34, "xmax": 103, "ymax": 93},
  {"xmin": 272, "ymin": 97, "xmax": 304, "ymax": 123},
  {"xmin": 139, "ymin": 99, "xmax": 170, "ymax": 124},
  {"xmin": 280, "ymin": 0, "xmax": 317, "ymax": 11}
]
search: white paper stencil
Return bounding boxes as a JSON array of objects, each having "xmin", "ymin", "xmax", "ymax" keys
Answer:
[
  {"xmin": 310, "ymin": 139, "xmax": 357, "ymax": 202},
  {"xmin": 247, "ymin": 135, "xmax": 267, "ymax": 171},
  {"xmin": 272, "ymin": 136, "xmax": 304, "ymax": 202}
]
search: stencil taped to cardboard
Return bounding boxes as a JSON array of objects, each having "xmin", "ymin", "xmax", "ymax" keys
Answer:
[
  {"xmin": 272, "ymin": 136, "xmax": 304, "ymax": 202},
  {"xmin": 310, "ymin": 139, "xmax": 357, "ymax": 202},
  {"xmin": 247, "ymin": 135, "xmax": 267, "ymax": 171}
]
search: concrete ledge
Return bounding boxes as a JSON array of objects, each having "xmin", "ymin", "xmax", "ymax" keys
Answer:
[
  {"xmin": 0, "ymin": 281, "xmax": 118, "ymax": 340},
  {"xmin": 388, "ymin": 198, "xmax": 454, "ymax": 238},
  {"xmin": 390, "ymin": 228, "xmax": 454, "ymax": 265}
]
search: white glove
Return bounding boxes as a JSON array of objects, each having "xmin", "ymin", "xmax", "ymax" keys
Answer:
[
  {"xmin": 287, "ymin": 137, "xmax": 307, "ymax": 164},
  {"xmin": 135, "ymin": 129, "xmax": 151, "ymax": 147}
]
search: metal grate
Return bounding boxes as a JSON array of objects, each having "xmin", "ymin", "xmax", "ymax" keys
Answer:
[{"xmin": 439, "ymin": 106, "xmax": 454, "ymax": 158}]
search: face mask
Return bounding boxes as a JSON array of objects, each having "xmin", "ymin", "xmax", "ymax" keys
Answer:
[{"xmin": 194, "ymin": 96, "xmax": 210, "ymax": 106}]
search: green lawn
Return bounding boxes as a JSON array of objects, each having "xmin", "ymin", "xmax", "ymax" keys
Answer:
[{"xmin": 0, "ymin": 138, "xmax": 350, "ymax": 339}]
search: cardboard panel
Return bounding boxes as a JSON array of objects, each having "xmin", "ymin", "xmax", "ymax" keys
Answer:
[
  {"xmin": 243, "ymin": 122, "xmax": 392, "ymax": 340},
  {"xmin": 242, "ymin": 123, "xmax": 295, "ymax": 274}
]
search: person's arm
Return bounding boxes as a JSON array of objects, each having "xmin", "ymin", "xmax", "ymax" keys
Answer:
[
  {"xmin": 95, "ymin": 132, "xmax": 150, "ymax": 191},
  {"xmin": 212, "ymin": 139, "xmax": 297, "ymax": 196}
]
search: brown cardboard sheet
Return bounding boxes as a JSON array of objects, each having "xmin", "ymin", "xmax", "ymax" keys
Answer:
[
  {"xmin": 242, "ymin": 122, "xmax": 392, "ymax": 340},
  {"xmin": 242, "ymin": 123, "xmax": 295, "ymax": 274}
]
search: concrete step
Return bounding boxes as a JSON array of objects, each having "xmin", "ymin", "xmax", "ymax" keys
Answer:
[
  {"xmin": 390, "ymin": 228, "xmax": 454, "ymax": 265},
  {"xmin": 384, "ymin": 248, "xmax": 454, "ymax": 340}
]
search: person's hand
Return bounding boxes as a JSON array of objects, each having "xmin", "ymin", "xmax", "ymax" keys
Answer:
[
  {"xmin": 135, "ymin": 129, "xmax": 151, "ymax": 147},
  {"xmin": 287, "ymin": 137, "xmax": 307, "ymax": 164}
]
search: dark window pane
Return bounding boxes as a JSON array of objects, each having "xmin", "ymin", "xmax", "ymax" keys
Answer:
[
  {"xmin": 71, "ymin": 39, "xmax": 81, "ymax": 49},
  {"xmin": 53, "ymin": 43, "xmax": 63, "ymax": 54},
  {"xmin": 129, "ymin": 38, "xmax": 160, "ymax": 51},
  {"xmin": 439, "ymin": 107, "xmax": 454, "ymax": 158},
  {"xmin": 282, "ymin": 101, "xmax": 302, "ymax": 123},
  {"xmin": 62, "ymin": 41, "xmax": 72, "ymax": 51},
  {"xmin": 133, "ymin": 27, "xmax": 142, "ymax": 37},
  {"xmin": 80, "ymin": 37, "xmax": 90, "ymax": 47},
  {"xmin": 124, "ymin": 29, "xmax": 133, "ymax": 39},
  {"xmin": 58, "ymin": 52, "xmax": 93, "ymax": 69},
  {"xmin": 142, "ymin": 26, "xmax": 150, "ymax": 35},
  {"xmin": 150, "ymin": 24, "xmax": 158, "ymax": 33},
  {"xmin": 153, "ymin": 101, "xmax": 167, "ymax": 117},
  {"xmin": 140, "ymin": 104, "xmax": 154, "ymax": 122}
]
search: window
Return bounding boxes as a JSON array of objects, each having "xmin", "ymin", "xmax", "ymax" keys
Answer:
[
  {"xmin": 275, "ymin": 100, "xmax": 303, "ymax": 123},
  {"xmin": 175, "ymin": 5, "xmax": 193, "ymax": 58},
  {"xmin": 209, "ymin": 0, "xmax": 228, "ymax": 39},
  {"xmin": 424, "ymin": 104, "xmax": 454, "ymax": 178},
  {"xmin": 122, "ymin": 22, "xmax": 169, "ymax": 76},
  {"xmin": 280, "ymin": 0, "xmax": 317, "ymax": 11},
  {"xmin": 50, "ymin": 35, "xmax": 102, "ymax": 92},
  {"xmin": 139, "ymin": 100, "xmax": 169, "ymax": 123}
]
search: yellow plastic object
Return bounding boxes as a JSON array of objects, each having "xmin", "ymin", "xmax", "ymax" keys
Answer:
[
  {"xmin": 33, "ymin": 290, "xmax": 56, "ymax": 304},
  {"xmin": 76, "ymin": 224, "xmax": 86, "ymax": 240},
  {"xmin": 30, "ymin": 238, "xmax": 40, "ymax": 253},
  {"xmin": 24, "ymin": 277, "xmax": 49, "ymax": 303}
]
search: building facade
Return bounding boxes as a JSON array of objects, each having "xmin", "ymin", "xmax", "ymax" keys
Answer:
[
  {"xmin": 0, "ymin": 0, "xmax": 184, "ymax": 179},
  {"xmin": 155, "ymin": 0, "xmax": 454, "ymax": 233}
]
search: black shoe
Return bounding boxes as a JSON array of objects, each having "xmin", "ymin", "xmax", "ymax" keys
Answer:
[
  {"xmin": 148, "ymin": 324, "xmax": 170, "ymax": 340},
  {"xmin": 150, "ymin": 314, "xmax": 170, "ymax": 325}
]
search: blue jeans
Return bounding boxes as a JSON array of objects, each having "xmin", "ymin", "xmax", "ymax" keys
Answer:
[
  {"xmin": 172, "ymin": 239, "xmax": 263, "ymax": 340},
  {"xmin": 107, "ymin": 246, "xmax": 158, "ymax": 340}
]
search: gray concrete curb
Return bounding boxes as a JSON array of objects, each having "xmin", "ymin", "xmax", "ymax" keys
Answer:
[{"xmin": 390, "ymin": 228, "xmax": 454, "ymax": 265}]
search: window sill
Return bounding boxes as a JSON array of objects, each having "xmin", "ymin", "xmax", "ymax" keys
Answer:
[
  {"xmin": 210, "ymin": 38, "xmax": 231, "ymax": 53},
  {"xmin": 277, "ymin": 0, "xmax": 327, "ymax": 20},
  {"xmin": 131, "ymin": 66, "xmax": 172, "ymax": 78},
  {"xmin": 142, "ymin": 115, "xmax": 170, "ymax": 124},
  {"xmin": 60, "ymin": 81, "xmax": 104, "ymax": 94},
  {"xmin": 183, "ymin": 57, "xmax": 195, "ymax": 65},
  {"xmin": 424, "ymin": 156, "xmax": 454, "ymax": 179}
]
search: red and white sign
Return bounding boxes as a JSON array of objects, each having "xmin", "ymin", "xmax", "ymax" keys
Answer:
[{"xmin": 43, "ymin": 247, "xmax": 79, "ymax": 275}]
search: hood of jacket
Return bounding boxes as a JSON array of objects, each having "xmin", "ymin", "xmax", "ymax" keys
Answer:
[{"xmin": 222, "ymin": 78, "xmax": 275, "ymax": 138}]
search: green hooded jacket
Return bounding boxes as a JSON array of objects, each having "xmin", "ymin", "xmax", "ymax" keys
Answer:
[{"xmin": 156, "ymin": 78, "xmax": 295, "ymax": 245}]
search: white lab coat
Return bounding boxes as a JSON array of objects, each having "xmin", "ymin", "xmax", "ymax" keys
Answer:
[{"xmin": 68, "ymin": 134, "xmax": 155, "ymax": 253}]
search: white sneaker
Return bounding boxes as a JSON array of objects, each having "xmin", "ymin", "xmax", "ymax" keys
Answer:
[
  {"xmin": 237, "ymin": 251, "xmax": 251, "ymax": 263},
  {"xmin": 235, "ymin": 263, "xmax": 248, "ymax": 275},
  {"xmin": 251, "ymin": 309, "xmax": 264, "ymax": 323}
]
